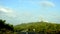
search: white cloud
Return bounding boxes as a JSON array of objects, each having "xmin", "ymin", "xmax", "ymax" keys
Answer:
[
  {"xmin": 0, "ymin": 7, "xmax": 16, "ymax": 18},
  {"xmin": 0, "ymin": 7, "xmax": 13, "ymax": 13},
  {"xmin": 40, "ymin": 1, "xmax": 55, "ymax": 7}
]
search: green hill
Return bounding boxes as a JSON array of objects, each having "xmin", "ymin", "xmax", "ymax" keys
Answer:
[{"xmin": 14, "ymin": 21, "xmax": 60, "ymax": 33}]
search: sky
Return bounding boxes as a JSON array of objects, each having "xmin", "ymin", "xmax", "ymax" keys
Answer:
[{"xmin": 0, "ymin": 0, "xmax": 60, "ymax": 25}]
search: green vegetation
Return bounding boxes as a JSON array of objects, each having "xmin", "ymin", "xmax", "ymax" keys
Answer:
[
  {"xmin": 0, "ymin": 19, "xmax": 60, "ymax": 34},
  {"xmin": 0, "ymin": 19, "xmax": 14, "ymax": 34},
  {"xmin": 14, "ymin": 21, "xmax": 60, "ymax": 34}
]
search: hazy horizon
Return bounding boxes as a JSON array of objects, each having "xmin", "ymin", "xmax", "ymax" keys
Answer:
[{"xmin": 0, "ymin": 0, "xmax": 60, "ymax": 25}]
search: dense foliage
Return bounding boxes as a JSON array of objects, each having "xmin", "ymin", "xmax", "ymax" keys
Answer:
[
  {"xmin": 0, "ymin": 19, "xmax": 14, "ymax": 34},
  {"xmin": 14, "ymin": 21, "xmax": 60, "ymax": 34},
  {"xmin": 0, "ymin": 19, "xmax": 60, "ymax": 34}
]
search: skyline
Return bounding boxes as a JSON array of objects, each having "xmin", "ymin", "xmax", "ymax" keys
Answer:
[{"xmin": 0, "ymin": 0, "xmax": 60, "ymax": 25}]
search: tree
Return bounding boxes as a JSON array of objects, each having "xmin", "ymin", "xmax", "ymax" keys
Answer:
[
  {"xmin": 0, "ymin": 19, "xmax": 6, "ymax": 29},
  {"xmin": 0, "ymin": 19, "xmax": 14, "ymax": 34}
]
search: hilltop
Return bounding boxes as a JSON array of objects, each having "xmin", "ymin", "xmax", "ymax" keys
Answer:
[{"xmin": 14, "ymin": 21, "xmax": 60, "ymax": 32}]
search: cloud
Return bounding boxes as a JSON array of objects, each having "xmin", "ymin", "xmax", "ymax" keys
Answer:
[
  {"xmin": 0, "ymin": 7, "xmax": 13, "ymax": 13},
  {"xmin": 0, "ymin": 7, "xmax": 16, "ymax": 18},
  {"xmin": 40, "ymin": 1, "xmax": 55, "ymax": 7}
]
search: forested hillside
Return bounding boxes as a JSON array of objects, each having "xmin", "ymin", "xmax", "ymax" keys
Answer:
[
  {"xmin": 0, "ymin": 19, "xmax": 60, "ymax": 34},
  {"xmin": 14, "ymin": 21, "xmax": 60, "ymax": 34}
]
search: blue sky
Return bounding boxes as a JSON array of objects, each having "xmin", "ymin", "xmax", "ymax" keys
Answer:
[{"xmin": 0, "ymin": 0, "xmax": 60, "ymax": 25}]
